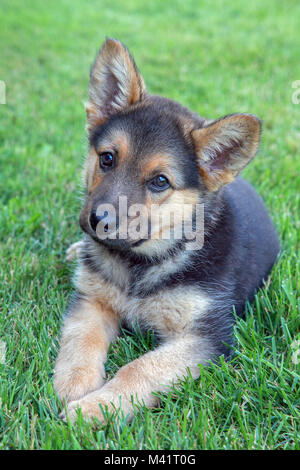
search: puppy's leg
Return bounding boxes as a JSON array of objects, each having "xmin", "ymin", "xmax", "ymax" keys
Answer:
[
  {"xmin": 54, "ymin": 295, "xmax": 119, "ymax": 403},
  {"xmin": 66, "ymin": 241, "xmax": 84, "ymax": 261},
  {"xmin": 61, "ymin": 335, "xmax": 211, "ymax": 423}
]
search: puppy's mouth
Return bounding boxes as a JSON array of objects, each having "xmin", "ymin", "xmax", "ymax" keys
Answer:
[
  {"xmin": 82, "ymin": 208, "xmax": 150, "ymax": 250},
  {"xmin": 80, "ymin": 216, "xmax": 148, "ymax": 252},
  {"xmin": 80, "ymin": 205, "xmax": 182, "ymax": 254},
  {"xmin": 88, "ymin": 232, "xmax": 146, "ymax": 252},
  {"xmin": 130, "ymin": 239, "xmax": 146, "ymax": 248}
]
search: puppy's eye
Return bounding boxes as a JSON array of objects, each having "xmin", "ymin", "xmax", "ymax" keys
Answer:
[
  {"xmin": 148, "ymin": 175, "xmax": 170, "ymax": 192},
  {"xmin": 99, "ymin": 152, "xmax": 115, "ymax": 170}
]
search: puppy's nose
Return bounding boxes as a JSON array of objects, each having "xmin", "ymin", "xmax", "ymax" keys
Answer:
[
  {"xmin": 90, "ymin": 210, "xmax": 118, "ymax": 236},
  {"xmin": 89, "ymin": 210, "xmax": 109, "ymax": 232}
]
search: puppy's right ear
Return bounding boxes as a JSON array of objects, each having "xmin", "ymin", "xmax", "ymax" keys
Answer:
[
  {"xmin": 86, "ymin": 38, "xmax": 146, "ymax": 131},
  {"xmin": 192, "ymin": 113, "xmax": 261, "ymax": 191}
]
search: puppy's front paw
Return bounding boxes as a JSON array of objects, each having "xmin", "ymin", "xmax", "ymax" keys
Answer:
[
  {"xmin": 66, "ymin": 241, "xmax": 84, "ymax": 261},
  {"xmin": 54, "ymin": 366, "xmax": 105, "ymax": 403},
  {"xmin": 59, "ymin": 392, "xmax": 111, "ymax": 424}
]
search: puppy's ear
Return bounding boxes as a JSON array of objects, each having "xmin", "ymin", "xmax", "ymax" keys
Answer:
[
  {"xmin": 85, "ymin": 38, "xmax": 146, "ymax": 131},
  {"xmin": 192, "ymin": 114, "xmax": 261, "ymax": 191}
]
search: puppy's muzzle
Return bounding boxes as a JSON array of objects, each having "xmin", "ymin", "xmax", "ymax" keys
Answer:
[
  {"xmin": 90, "ymin": 210, "xmax": 107, "ymax": 232},
  {"xmin": 89, "ymin": 209, "xmax": 117, "ymax": 235}
]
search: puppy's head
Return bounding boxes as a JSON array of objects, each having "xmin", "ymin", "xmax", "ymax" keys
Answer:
[{"xmin": 80, "ymin": 38, "xmax": 261, "ymax": 257}]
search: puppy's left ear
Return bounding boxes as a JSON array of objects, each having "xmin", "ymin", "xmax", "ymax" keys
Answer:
[
  {"xmin": 191, "ymin": 114, "xmax": 261, "ymax": 191},
  {"xmin": 86, "ymin": 38, "xmax": 146, "ymax": 131}
]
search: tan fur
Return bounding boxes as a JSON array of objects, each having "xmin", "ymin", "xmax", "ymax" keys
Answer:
[
  {"xmin": 84, "ymin": 132, "xmax": 132, "ymax": 194},
  {"xmin": 55, "ymin": 40, "xmax": 262, "ymax": 425},
  {"xmin": 141, "ymin": 154, "xmax": 179, "ymax": 187},
  {"xmin": 86, "ymin": 39, "xmax": 145, "ymax": 131},
  {"xmin": 133, "ymin": 249, "xmax": 191, "ymax": 294},
  {"xmin": 54, "ymin": 298, "xmax": 119, "ymax": 402},
  {"xmin": 85, "ymin": 102, "xmax": 106, "ymax": 133},
  {"xmin": 199, "ymin": 166, "xmax": 236, "ymax": 192},
  {"xmin": 66, "ymin": 241, "xmax": 84, "ymax": 261},
  {"xmin": 192, "ymin": 114, "xmax": 261, "ymax": 191},
  {"xmin": 95, "ymin": 130, "xmax": 130, "ymax": 164},
  {"xmin": 134, "ymin": 188, "xmax": 199, "ymax": 256},
  {"xmin": 60, "ymin": 334, "xmax": 212, "ymax": 423},
  {"xmin": 74, "ymin": 263, "xmax": 209, "ymax": 337},
  {"xmin": 83, "ymin": 146, "xmax": 100, "ymax": 191},
  {"xmin": 144, "ymin": 188, "xmax": 173, "ymax": 211},
  {"xmin": 57, "ymin": 251, "xmax": 211, "ymax": 423},
  {"xmin": 84, "ymin": 134, "xmax": 129, "ymax": 192}
]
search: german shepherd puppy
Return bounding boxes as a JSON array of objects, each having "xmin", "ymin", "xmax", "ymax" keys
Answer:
[{"xmin": 54, "ymin": 38, "xmax": 280, "ymax": 423}]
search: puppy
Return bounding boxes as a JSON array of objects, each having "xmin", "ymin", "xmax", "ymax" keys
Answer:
[{"xmin": 54, "ymin": 38, "xmax": 280, "ymax": 423}]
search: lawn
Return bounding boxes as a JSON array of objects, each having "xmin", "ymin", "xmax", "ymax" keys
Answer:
[{"xmin": 0, "ymin": 0, "xmax": 299, "ymax": 450}]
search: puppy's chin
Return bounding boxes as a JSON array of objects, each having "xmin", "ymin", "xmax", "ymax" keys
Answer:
[
  {"xmin": 89, "ymin": 235, "xmax": 128, "ymax": 251},
  {"xmin": 81, "ymin": 215, "xmax": 180, "ymax": 258},
  {"xmin": 131, "ymin": 237, "xmax": 180, "ymax": 258},
  {"xmin": 89, "ymin": 233, "xmax": 178, "ymax": 259}
]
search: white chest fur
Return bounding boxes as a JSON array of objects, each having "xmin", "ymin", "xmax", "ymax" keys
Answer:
[{"xmin": 74, "ymin": 262, "xmax": 210, "ymax": 337}]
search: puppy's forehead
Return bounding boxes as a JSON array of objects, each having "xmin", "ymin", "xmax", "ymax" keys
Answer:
[
  {"xmin": 91, "ymin": 107, "xmax": 190, "ymax": 158},
  {"xmin": 90, "ymin": 106, "xmax": 200, "ymax": 188}
]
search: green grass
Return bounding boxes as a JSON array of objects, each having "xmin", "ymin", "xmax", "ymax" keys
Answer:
[{"xmin": 0, "ymin": 0, "xmax": 299, "ymax": 450}]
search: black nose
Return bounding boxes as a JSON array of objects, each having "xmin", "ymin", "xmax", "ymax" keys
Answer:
[{"xmin": 89, "ymin": 210, "xmax": 108, "ymax": 232}]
